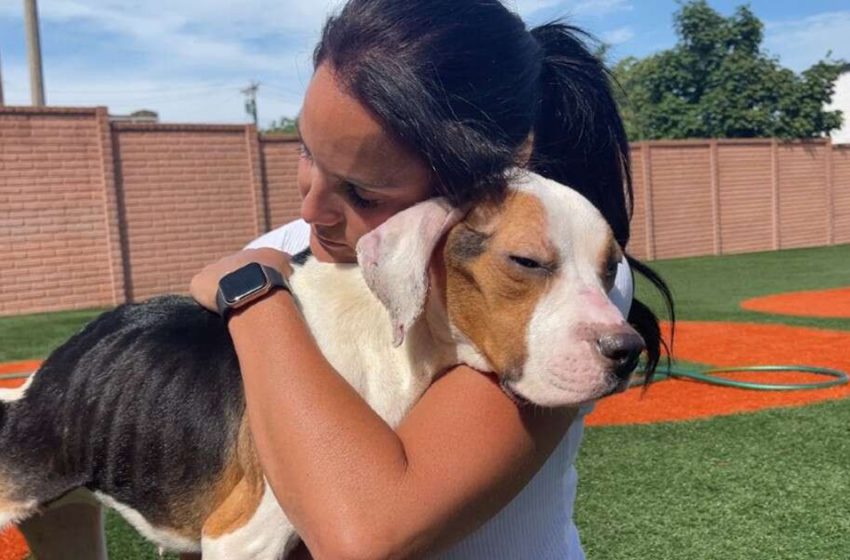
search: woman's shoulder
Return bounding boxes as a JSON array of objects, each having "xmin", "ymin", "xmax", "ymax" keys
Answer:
[{"xmin": 244, "ymin": 219, "xmax": 311, "ymax": 254}]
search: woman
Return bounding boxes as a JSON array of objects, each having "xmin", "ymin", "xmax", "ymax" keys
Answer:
[
  {"xmin": 191, "ymin": 1, "xmax": 670, "ymax": 559},
  {"xmin": 21, "ymin": 1, "xmax": 671, "ymax": 558}
]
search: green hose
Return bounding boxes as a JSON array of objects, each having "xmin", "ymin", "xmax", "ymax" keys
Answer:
[
  {"xmin": 3, "ymin": 365, "xmax": 848, "ymax": 391},
  {"xmin": 635, "ymin": 364, "xmax": 849, "ymax": 391}
]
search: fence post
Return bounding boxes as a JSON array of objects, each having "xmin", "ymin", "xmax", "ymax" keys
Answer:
[
  {"xmin": 709, "ymin": 139, "xmax": 721, "ymax": 255},
  {"xmin": 245, "ymin": 125, "xmax": 270, "ymax": 236},
  {"xmin": 771, "ymin": 138, "xmax": 780, "ymax": 250},
  {"xmin": 825, "ymin": 138, "xmax": 834, "ymax": 246},
  {"xmin": 641, "ymin": 141, "xmax": 655, "ymax": 260},
  {"xmin": 94, "ymin": 107, "xmax": 129, "ymax": 306}
]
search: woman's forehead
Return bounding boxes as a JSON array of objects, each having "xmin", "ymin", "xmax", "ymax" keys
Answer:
[
  {"xmin": 299, "ymin": 65, "xmax": 425, "ymax": 188},
  {"xmin": 301, "ymin": 67, "xmax": 387, "ymax": 150}
]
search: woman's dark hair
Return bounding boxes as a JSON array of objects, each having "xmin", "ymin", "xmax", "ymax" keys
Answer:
[{"xmin": 314, "ymin": 0, "xmax": 674, "ymax": 374}]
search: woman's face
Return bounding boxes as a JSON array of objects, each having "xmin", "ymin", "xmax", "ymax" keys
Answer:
[{"xmin": 297, "ymin": 64, "xmax": 434, "ymax": 263}]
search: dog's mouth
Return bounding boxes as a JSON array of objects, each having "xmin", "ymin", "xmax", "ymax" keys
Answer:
[
  {"xmin": 499, "ymin": 380, "xmax": 533, "ymax": 408},
  {"xmin": 499, "ymin": 368, "xmax": 631, "ymax": 408},
  {"xmin": 601, "ymin": 377, "xmax": 630, "ymax": 398}
]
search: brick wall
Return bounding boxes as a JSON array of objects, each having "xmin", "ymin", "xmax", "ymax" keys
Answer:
[
  {"xmin": 260, "ymin": 135, "xmax": 303, "ymax": 229},
  {"xmin": 834, "ymin": 146, "xmax": 850, "ymax": 244},
  {"xmin": 1, "ymin": 106, "xmax": 848, "ymax": 316},
  {"xmin": 0, "ymin": 108, "xmax": 116, "ymax": 315},
  {"xmin": 114, "ymin": 124, "xmax": 262, "ymax": 300},
  {"xmin": 0, "ymin": 108, "xmax": 302, "ymax": 316}
]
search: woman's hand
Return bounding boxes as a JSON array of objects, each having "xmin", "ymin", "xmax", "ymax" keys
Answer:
[{"xmin": 189, "ymin": 248, "xmax": 293, "ymax": 312}]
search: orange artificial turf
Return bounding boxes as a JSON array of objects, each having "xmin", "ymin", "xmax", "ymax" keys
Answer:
[
  {"xmin": 587, "ymin": 321, "xmax": 850, "ymax": 426},
  {"xmin": 0, "ymin": 529, "xmax": 27, "ymax": 560},
  {"xmin": 741, "ymin": 286, "xmax": 850, "ymax": 318},
  {"xmin": 0, "ymin": 361, "xmax": 41, "ymax": 376}
]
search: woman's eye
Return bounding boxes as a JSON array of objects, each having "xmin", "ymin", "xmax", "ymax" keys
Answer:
[
  {"xmin": 509, "ymin": 255, "xmax": 543, "ymax": 270},
  {"xmin": 298, "ymin": 143, "xmax": 313, "ymax": 162},
  {"xmin": 345, "ymin": 183, "xmax": 380, "ymax": 209}
]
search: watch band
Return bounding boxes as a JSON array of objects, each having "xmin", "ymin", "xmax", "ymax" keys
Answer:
[{"xmin": 216, "ymin": 262, "xmax": 290, "ymax": 318}]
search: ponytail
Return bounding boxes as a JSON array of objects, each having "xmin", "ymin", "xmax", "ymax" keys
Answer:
[
  {"xmin": 529, "ymin": 23, "xmax": 632, "ymax": 248},
  {"xmin": 529, "ymin": 22, "xmax": 674, "ymax": 378}
]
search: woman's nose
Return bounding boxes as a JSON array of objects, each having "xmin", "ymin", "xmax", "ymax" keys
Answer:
[{"xmin": 300, "ymin": 169, "xmax": 342, "ymax": 226}]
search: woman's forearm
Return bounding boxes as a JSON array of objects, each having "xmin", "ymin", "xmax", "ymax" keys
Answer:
[
  {"xmin": 227, "ymin": 290, "xmax": 414, "ymax": 557},
  {"xmin": 225, "ymin": 281, "xmax": 572, "ymax": 560}
]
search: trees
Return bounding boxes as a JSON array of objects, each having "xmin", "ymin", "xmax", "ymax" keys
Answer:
[
  {"xmin": 613, "ymin": 0, "xmax": 845, "ymax": 140},
  {"xmin": 265, "ymin": 116, "xmax": 297, "ymax": 134}
]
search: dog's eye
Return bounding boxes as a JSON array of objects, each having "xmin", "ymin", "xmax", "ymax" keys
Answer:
[
  {"xmin": 509, "ymin": 255, "xmax": 543, "ymax": 270},
  {"xmin": 605, "ymin": 260, "xmax": 618, "ymax": 279}
]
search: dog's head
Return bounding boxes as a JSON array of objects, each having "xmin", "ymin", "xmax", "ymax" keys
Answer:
[{"xmin": 357, "ymin": 171, "xmax": 644, "ymax": 407}]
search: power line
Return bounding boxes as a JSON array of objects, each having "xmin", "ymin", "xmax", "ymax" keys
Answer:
[
  {"xmin": 43, "ymin": 81, "xmax": 239, "ymax": 96},
  {"xmin": 0, "ymin": 49, "xmax": 5, "ymax": 105}
]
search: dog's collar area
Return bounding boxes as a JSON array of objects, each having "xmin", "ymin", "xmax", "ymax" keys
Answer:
[
  {"xmin": 499, "ymin": 379, "xmax": 533, "ymax": 408},
  {"xmin": 291, "ymin": 248, "xmax": 313, "ymax": 266}
]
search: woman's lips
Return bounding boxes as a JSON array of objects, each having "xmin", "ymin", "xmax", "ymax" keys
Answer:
[{"xmin": 315, "ymin": 234, "xmax": 347, "ymax": 248}]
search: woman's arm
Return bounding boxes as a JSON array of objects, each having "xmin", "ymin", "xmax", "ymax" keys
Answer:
[
  {"xmin": 192, "ymin": 248, "xmax": 633, "ymax": 559},
  {"xmin": 226, "ymin": 289, "xmax": 574, "ymax": 560}
]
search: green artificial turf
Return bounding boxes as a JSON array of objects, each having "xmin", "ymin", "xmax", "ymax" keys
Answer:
[
  {"xmin": 635, "ymin": 243, "xmax": 850, "ymax": 332},
  {"xmin": 104, "ymin": 512, "xmax": 180, "ymax": 560},
  {"xmin": 0, "ymin": 307, "xmax": 107, "ymax": 362},
  {"xmin": 576, "ymin": 243, "xmax": 850, "ymax": 558},
  {"xmin": 576, "ymin": 398, "xmax": 850, "ymax": 559}
]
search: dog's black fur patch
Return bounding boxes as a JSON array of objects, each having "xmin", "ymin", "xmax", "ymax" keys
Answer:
[
  {"xmin": 449, "ymin": 226, "xmax": 490, "ymax": 261},
  {"xmin": 0, "ymin": 296, "xmax": 245, "ymax": 530}
]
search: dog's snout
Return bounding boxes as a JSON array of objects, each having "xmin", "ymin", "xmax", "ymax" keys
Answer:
[{"xmin": 597, "ymin": 332, "xmax": 645, "ymax": 380}]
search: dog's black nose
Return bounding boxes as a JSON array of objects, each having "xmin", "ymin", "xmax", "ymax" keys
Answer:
[{"xmin": 597, "ymin": 332, "xmax": 645, "ymax": 380}]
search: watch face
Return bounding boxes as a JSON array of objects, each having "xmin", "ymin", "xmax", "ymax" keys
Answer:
[{"xmin": 220, "ymin": 263, "xmax": 269, "ymax": 306}]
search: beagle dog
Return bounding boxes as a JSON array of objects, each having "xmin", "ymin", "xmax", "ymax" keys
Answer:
[{"xmin": 0, "ymin": 171, "xmax": 643, "ymax": 558}]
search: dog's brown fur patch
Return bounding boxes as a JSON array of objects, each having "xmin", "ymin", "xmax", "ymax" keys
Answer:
[
  {"xmin": 201, "ymin": 416, "xmax": 265, "ymax": 539},
  {"xmin": 141, "ymin": 414, "xmax": 264, "ymax": 540},
  {"xmin": 443, "ymin": 192, "xmax": 555, "ymax": 378}
]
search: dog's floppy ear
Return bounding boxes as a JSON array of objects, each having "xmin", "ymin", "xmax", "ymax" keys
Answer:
[{"xmin": 357, "ymin": 198, "xmax": 465, "ymax": 347}]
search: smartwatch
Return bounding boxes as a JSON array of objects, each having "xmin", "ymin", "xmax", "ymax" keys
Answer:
[{"xmin": 216, "ymin": 262, "xmax": 290, "ymax": 318}]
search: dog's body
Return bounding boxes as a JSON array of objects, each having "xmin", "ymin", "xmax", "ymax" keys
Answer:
[{"xmin": 0, "ymin": 172, "xmax": 643, "ymax": 559}]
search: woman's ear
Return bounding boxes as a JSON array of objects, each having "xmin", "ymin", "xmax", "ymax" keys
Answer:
[{"xmin": 357, "ymin": 198, "xmax": 465, "ymax": 347}]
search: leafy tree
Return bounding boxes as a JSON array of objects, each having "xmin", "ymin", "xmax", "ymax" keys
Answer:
[
  {"xmin": 265, "ymin": 116, "xmax": 297, "ymax": 134},
  {"xmin": 613, "ymin": 0, "xmax": 845, "ymax": 140}
]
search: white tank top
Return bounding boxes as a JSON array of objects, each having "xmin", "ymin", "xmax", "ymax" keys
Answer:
[{"xmin": 248, "ymin": 219, "xmax": 635, "ymax": 560}]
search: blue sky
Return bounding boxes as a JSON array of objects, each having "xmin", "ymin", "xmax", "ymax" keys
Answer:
[{"xmin": 1, "ymin": 1, "xmax": 848, "ymax": 127}]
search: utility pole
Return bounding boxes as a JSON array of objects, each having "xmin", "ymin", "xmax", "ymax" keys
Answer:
[
  {"xmin": 241, "ymin": 81, "xmax": 260, "ymax": 127},
  {"xmin": 0, "ymin": 49, "xmax": 5, "ymax": 106},
  {"xmin": 24, "ymin": 0, "xmax": 46, "ymax": 106}
]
